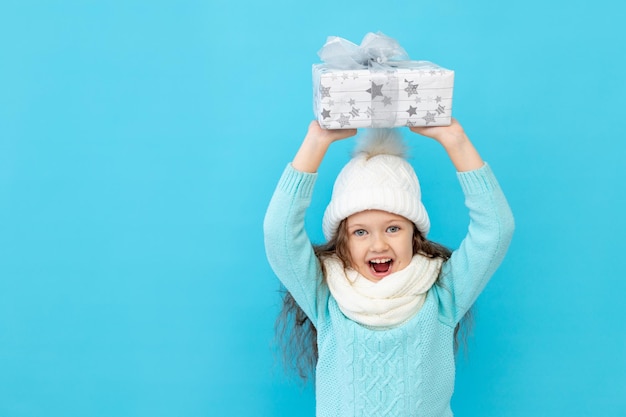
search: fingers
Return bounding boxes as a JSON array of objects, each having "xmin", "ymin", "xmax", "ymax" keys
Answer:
[
  {"xmin": 408, "ymin": 118, "xmax": 464, "ymax": 141},
  {"xmin": 330, "ymin": 128, "xmax": 357, "ymax": 141},
  {"xmin": 408, "ymin": 125, "xmax": 431, "ymax": 136},
  {"xmin": 308, "ymin": 120, "xmax": 357, "ymax": 142}
]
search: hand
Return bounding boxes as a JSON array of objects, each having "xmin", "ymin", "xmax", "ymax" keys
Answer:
[
  {"xmin": 409, "ymin": 118, "xmax": 467, "ymax": 147},
  {"xmin": 409, "ymin": 118, "xmax": 484, "ymax": 172},
  {"xmin": 292, "ymin": 121, "xmax": 357, "ymax": 173},
  {"xmin": 305, "ymin": 120, "xmax": 357, "ymax": 146}
]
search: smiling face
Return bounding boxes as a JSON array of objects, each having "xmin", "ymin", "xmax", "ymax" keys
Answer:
[{"xmin": 344, "ymin": 210, "xmax": 415, "ymax": 282}]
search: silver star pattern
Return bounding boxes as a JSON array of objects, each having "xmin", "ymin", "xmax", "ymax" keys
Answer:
[
  {"xmin": 320, "ymin": 85, "xmax": 331, "ymax": 99},
  {"xmin": 404, "ymin": 79, "xmax": 419, "ymax": 97},
  {"xmin": 366, "ymin": 82, "xmax": 384, "ymax": 99},
  {"xmin": 383, "ymin": 96, "xmax": 392, "ymax": 106},
  {"xmin": 321, "ymin": 108, "xmax": 331, "ymax": 119},
  {"xmin": 349, "ymin": 98, "xmax": 356, "ymax": 106},
  {"xmin": 350, "ymin": 107, "xmax": 360, "ymax": 117},
  {"xmin": 338, "ymin": 113, "xmax": 351, "ymax": 127},
  {"xmin": 422, "ymin": 111, "xmax": 436, "ymax": 124},
  {"xmin": 406, "ymin": 105, "xmax": 417, "ymax": 116},
  {"xmin": 436, "ymin": 104, "xmax": 446, "ymax": 115}
]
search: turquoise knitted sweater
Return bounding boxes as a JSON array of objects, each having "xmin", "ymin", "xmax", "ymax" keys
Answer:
[{"xmin": 264, "ymin": 163, "xmax": 514, "ymax": 417}]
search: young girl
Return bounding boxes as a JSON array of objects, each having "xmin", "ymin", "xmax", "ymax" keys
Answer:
[{"xmin": 264, "ymin": 119, "xmax": 514, "ymax": 416}]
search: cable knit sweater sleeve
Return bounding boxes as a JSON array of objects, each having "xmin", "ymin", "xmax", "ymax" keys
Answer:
[
  {"xmin": 263, "ymin": 164, "xmax": 327, "ymax": 327},
  {"xmin": 435, "ymin": 163, "xmax": 515, "ymax": 326}
]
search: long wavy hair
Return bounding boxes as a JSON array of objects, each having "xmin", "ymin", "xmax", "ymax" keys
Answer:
[{"xmin": 275, "ymin": 219, "xmax": 473, "ymax": 383}]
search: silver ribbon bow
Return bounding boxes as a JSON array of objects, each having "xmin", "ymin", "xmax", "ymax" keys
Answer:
[{"xmin": 317, "ymin": 32, "xmax": 409, "ymax": 70}]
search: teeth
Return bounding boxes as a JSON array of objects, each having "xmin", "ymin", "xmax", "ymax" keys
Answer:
[{"xmin": 369, "ymin": 258, "xmax": 391, "ymax": 264}]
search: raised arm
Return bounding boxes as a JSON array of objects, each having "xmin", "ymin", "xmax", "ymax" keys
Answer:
[
  {"xmin": 410, "ymin": 119, "xmax": 515, "ymax": 324},
  {"xmin": 292, "ymin": 121, "xmax": 357, "ymax": 173},
  {"xmin": 264, "ymin": 122, "xmax": 357, "ymax": 325}
]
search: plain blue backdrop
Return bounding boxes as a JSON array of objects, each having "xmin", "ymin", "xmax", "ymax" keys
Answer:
[{"xmin": 1, "ymin": 0, "xmax": 625, "ymax": 416}]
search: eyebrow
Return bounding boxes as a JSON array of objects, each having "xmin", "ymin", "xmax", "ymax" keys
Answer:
[{"xmin": 346, "ymin": 224, "xmax": 367, "ymax": 231}]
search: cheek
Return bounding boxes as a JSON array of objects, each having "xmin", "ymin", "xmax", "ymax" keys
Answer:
[
  {"xmin": 346, "ymin": 240, "xmax": 364, "ymax": 264},
  {"xmin": 346, "ymin": 241, "xmax": 358, "ymax": 260},
  {"xmin": 402, "ymin": 236, "xmax": 415, "ymax": 259}
]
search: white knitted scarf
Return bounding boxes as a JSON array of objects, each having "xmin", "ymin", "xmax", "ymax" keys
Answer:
[{"xmin": 324, "ymin": 254, "xmax": 443, "ymax": 328}]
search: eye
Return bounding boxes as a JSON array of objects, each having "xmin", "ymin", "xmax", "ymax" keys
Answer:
[
  {"xmin": 386, "ymin": 226, "xmax": 400, "ymax": 233},
  {"xmin": 353, "ymin": 229, "xmax": 367, "ymax": 237}
]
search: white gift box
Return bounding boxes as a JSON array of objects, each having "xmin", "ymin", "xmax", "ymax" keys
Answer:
[{"xmin": 313, "ymin": 61, "xmax": 454, "ymax": 129}]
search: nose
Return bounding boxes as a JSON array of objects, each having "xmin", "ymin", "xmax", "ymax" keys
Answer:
[{"xmin": 370, "ymin": 232, "xmax": 389, "ymax": 252}]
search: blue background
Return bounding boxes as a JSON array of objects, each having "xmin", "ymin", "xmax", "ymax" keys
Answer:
[{"xmin": 1, "ymin": 0, "xmax": 625, "ymax": 416}]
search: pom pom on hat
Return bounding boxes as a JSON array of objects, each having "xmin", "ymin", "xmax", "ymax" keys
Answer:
[{"xmin": 322, "ymin": 128, "xmax": 430, "ymax": 241}]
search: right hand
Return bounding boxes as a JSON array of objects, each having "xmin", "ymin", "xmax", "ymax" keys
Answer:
[
  {"xmin": 291, "ymin": 121, "xmax": 357, "ymax": 173},
  {"xmin": 305, "ymin": 121, "xmax": 357, "ymax": 146}
]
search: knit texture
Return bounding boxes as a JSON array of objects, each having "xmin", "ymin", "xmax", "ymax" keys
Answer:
[
  {"xmin": 264, "ymin": 163, "xmax": 514, "ymax": 417},
  {"xmin": 324, "ymin": 253, "xmax": 442, "ymax": 328},
  {"xmin": 322, "ymin": 137, "xmax": 430, "ymax": 240}
]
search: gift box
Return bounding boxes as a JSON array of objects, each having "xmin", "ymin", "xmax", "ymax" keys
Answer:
[{"xmin": 312, "ymin": 33, "xmax": 454, "ymax": 129}]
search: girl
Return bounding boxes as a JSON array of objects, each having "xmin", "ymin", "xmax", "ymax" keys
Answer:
[{"xmin": 264, "ymin": 119, "xmax": 514, "ymax": 416}]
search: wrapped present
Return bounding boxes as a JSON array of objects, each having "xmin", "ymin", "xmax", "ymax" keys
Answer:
[{"xmin": 313, "ymin": 32, "xmax": 454, "ymax": 129}]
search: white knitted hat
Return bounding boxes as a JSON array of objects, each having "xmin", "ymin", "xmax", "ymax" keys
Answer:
[{"xmin": 322, "ymin": 129, "xmax": 430, "ymax": 241}]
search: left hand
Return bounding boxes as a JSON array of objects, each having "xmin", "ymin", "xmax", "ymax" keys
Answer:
[{"xmin": 409, "ymin": 118, "xmax": 467, "ymax": 148}]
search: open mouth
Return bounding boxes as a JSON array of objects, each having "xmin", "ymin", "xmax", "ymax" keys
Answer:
[{"xmin": 369, "ymin": 258, "xmax": 393, "ymax": 276}]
